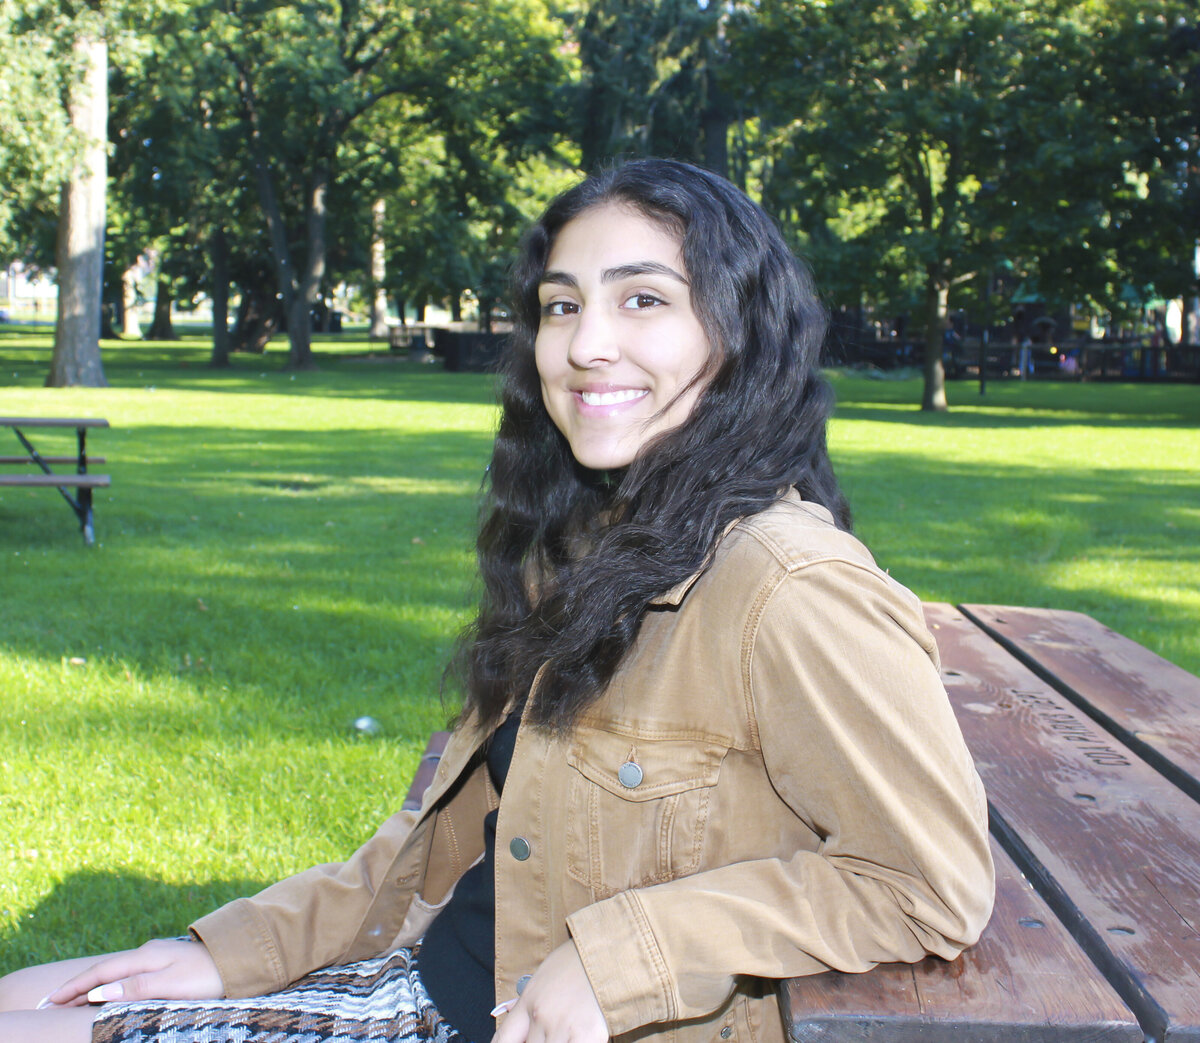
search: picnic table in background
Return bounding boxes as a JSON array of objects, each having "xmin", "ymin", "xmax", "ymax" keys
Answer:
[
  {"xmin": 407, "ymin": 605, "xmax": 1200, "ymax": 1042},
  {"xmin": 0, "ymin": 416, "xmax": 110, "ymax": 545}
]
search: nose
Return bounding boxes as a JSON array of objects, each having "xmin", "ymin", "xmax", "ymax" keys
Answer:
[{"xmin": 566, "ymin": 304, "xmax": 620, "ymax": 369}]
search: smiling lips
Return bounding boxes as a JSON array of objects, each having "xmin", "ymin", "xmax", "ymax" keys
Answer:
[{"xmin": 578, "ymin": 388, "xmax": 648, "ymax": 407}]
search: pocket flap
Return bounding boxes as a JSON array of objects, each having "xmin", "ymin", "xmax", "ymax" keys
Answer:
[{"xmin": 567, "ymin": 727, "xmax": 726, "ymax": 802}]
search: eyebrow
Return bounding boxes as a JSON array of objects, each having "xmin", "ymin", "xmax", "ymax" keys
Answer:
[{"xmin": 539, "ymin": 261, "xmax": 689, "ymax": 289}]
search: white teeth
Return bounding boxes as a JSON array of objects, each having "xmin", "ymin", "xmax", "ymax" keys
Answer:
[{"xmin": 580, "ymin": 389, "xmax": 646, "ymax": 406}]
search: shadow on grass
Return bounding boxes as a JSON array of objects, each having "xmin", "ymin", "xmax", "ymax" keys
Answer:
[
  {"xmin": 1, "ymin": 332, "xmax": 502, "ymax": 407},
  {"xmin": 833, "ymin": 402, "xmax": 1200, "ymax": 430},
  {"xmin": 837, "ymin": 449, "xmax": 1200, "ymax": 670},
  {"xmin": 0, "ymin": 424, "xmax": 496, "ymax": 732},
  {"xmin": 829, "ymin": 377, "xmax": 1200, "ymax": 427},
  {"xmin": 107, "ymin": 361, "xmax": 501, "ymax": 406},
  {"xmin": 0, "ymin": 870, "xmax": 268, "ymax": 975},
  {"xmin": 2, "ymin": 373, "xmax": 1197, "ymax": 685}
]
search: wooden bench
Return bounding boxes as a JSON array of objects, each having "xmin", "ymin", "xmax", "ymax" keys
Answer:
[
  {"xmin": 388, "ymin": 323, "xmax": 437, "ymax": 354},
  {"xmin": 404, "ymin": 606, "xmax": 1200, "ymax": 1042},
  {"xmin": 0, "ymin": 417, "xmax": 110, "ymax": 545}
]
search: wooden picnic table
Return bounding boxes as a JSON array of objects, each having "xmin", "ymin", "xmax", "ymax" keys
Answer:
[
  {"xmin": 406, "ymin": 605, "xmax": 1200, "ymax": 1042},
  {"xmin": 782, "ymin": 604, "xmax": 1200, "ymax": 1042},
  {"xmin": 0, "ymin": 416, "xmax": 110, "ymax": 544}
]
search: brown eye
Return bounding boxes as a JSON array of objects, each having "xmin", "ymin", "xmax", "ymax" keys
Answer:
[{"xmin": 622, "ymin": 293, "xmax": 663, "ymax": 310}]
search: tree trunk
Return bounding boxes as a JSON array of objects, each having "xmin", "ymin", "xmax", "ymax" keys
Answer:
[
  {"xmin": 286, "ymin": 295, "xmax": 313, "ymax": 363},
  {"xmin": 120, "ymin": 264, "xmax": 141, "ymax": 338},
  {"xmin": 210, "ymin": 228, "xmax": 231, "ymax": 366},
  {"xmin": 106, "ymin": 274, "xmax": 122, "ymax": 337},
  {"xmin": 701, "ymin": 36, "xmax": 730, "ymax": 178},
  {"xmin": 234, "ymin": 60, "xmax": 332, "ymax": 369},
  {"xmin": 48, "ymin": 33, "xmax": 108, "ymax": 387},
  {"xmin": 238, "ymin": 62, "xmax": 307, "ymax": 364},
  {"xmin": 702, "ymin": 103, "xmax": 728, "ymax": 179},
  {"xmin": 286, "ymin": 162, "xmax": 330, "ymax": 369},
  {"xmin": 146, "ymin": 279, "xmax": 176, "ymax": 340},
  {"xmin": 368, "ymin": 197, "xmax": 389, "ymax": 340},
  {"xmin": 99, "ymin": 293, "xmax": 118, "ymax": 340},
  {"xmin": 249, "ymin": 145, "xmax": 305, "ymax": 361},
  {"xmin": 232, "ymin": 288, "xmax": 277, "ymax": 353},
  {"xmin": 920, "ymin": 270, "xmax": 949, "ymax": 412}
]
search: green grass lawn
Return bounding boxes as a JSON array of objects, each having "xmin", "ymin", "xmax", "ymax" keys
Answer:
[{"xmin": 2, "ymin": 330, "xmax": 1198, "ymax": 972}]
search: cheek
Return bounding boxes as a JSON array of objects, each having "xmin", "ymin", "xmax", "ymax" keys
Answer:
[
  {"xmin": 533, "ymin": 340, "xmax": 566, "ymax": 428},
  {"xmin": 533, "ymin": 334, "xmax": 559, "ymax": 385},
  {"xmin": 674, "ymin": 322, "xmax": 714, "ymax": 385}
]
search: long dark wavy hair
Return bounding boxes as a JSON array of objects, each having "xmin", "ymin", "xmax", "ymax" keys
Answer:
[{"xmin": 458, "ymin": 158, "xmax": 850, "ymax": 734}]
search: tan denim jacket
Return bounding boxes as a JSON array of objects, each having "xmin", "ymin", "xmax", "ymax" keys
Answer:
[{"xmin": 192, "ymin": 492, "xmax": 995, "ymax": 1043}]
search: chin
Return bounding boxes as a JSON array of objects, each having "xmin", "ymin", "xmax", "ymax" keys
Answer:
[{"xmin": 570, "ymin": 445, "xmax": 637, "ymax": 472}]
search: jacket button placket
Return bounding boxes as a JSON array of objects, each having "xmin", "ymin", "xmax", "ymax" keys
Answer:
[{"xmin": 494, "ymin": 724, "xmax": 554, "ymax": 1012}]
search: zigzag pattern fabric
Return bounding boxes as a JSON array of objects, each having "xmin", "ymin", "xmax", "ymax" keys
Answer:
[{"xmin": 91, "ymin": 945, "xmax": 464, "ymax": 1043}]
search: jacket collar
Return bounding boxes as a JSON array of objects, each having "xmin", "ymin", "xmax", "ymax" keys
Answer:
[{"xmin": 647, "ymin": 489, "xmax": 801, "ymax": 606}]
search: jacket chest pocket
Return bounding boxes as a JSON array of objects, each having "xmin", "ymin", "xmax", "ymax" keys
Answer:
[{"xmin": 565, "ymin": 727, "xmax": 727, "ymax": 899}]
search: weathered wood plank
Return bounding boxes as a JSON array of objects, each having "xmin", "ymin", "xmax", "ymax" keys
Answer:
[
  {"xmin": 782, "ymin": 839, "xmax": 1140, "ymax": 1042},
  {"xmin": 402, "ymin": 730, "xmax": 449, "ymax": 811},
  {"xmin": 0, "ymin": 417, "xmax": 109, "ymax": 428},
  {"xmin": 925, "ymin": 602, "xmax": 1200, "ymax": 1043},
  {"xmin": 0, "ymin": 474, "xmax": 110, "ymax": 487},
  {"xmin": 960, "ymin": 604, "xmax": 1200, "ymax": 803}
]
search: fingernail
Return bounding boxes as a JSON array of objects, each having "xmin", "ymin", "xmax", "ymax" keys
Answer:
[
  {"xmin": 87, "ymin": 983, "xmax": 123, "ymax": 1003},
  {"xmin": 490, "ymin": 999, "xmax": 518, "ymax": 1018},
  {"xmin": 36, "ymin": 995, "xmax": 55, "ymax": 1010}
]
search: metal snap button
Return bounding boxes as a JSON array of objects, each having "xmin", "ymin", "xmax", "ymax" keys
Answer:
[
  {"xmin": 617, "ymin": 761, "xmax": 643, "ymax": 788},
  {"xmin": 720, "ymin": 1027, "xmax": 733, "ymax": 1039},
  {"xmin": 510, "ymin": 836, "xmax": 532, "ymax": 861},
  {"xmin": 516, "ymin": 974, "xmax": 533, "ymax": 994}
]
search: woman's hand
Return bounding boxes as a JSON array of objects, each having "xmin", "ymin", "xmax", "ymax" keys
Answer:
[
  {"xmin": 39, "ymin": 938, "xmax": 223, "ymax": 1008},
  {"xmin": 491, "ymin": 940, "xmax": 608, "ymax": 1043}
]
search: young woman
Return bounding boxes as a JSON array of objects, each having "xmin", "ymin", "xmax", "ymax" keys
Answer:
[{"xmin": 0, "ymin": 159, "xmax": 994, "ymax": 1043}]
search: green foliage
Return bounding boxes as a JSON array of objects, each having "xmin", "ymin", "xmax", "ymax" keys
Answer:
[
  {"xmin": 3, "ymin": 0, "xmax": 1196, "ymax": 395},
  {"xmin": 1031, "ymin": 0, "xmax": 1200, "ymax": 314},
  {"xmin": 774, "ymin": 0, "xmax": 1193, "ymax": 315},
  {"xmin": 0, "ymin": 0, "xmax": 91, "ymax": 259},
  {"xmin": 94, "ymin": 0, "xmax": 575, "ymax": 358},
  {"xmin": 336, "ymin": 0, "xmax": 578, "ymax": 318},
  {"xmin": 574, "ymin": 0, "xmax": 729, "ymax": 170},
  {"xmin": 727, "ymin": 0, "xmax": 1198, "ymax": 408},
  {"xmin": 0, "ymin": 0, "xmax": 181, "ymax": 261}
]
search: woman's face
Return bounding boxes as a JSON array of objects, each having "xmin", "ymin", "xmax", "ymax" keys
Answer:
[{"xmin": 534, "ymin": 203, "xmax": 712, "ymax": 472}]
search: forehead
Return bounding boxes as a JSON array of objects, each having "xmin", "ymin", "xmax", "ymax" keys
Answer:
[{"xmin": 543, "ymin": 203, "xmax": 686, "ymax": 274}]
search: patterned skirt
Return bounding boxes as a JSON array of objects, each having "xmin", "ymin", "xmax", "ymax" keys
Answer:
[{"xmin": 91, "ymin": 946, "xmax": 464, "ymax": 1043}]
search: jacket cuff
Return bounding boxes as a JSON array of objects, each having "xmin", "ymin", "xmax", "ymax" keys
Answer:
[
  {"xmin": 567, "ymin": 890, "xmax": 676, "ymax": 1036},
  {"xmin": 190, "ymin": 898, "xmax": 288, "ymax": 998}
]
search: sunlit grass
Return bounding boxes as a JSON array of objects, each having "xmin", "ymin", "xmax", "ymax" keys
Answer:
[
  {"xmin": 824, "ymin": 371, "xmax": 1200, "ymax": 668},
  {"xmin": 1, "ymin": 330, "xmax": 1197, "ymax": 971}
]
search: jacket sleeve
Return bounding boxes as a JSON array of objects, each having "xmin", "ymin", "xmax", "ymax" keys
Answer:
[
  {"xmin": 189, "ymin": 804, "xmax": 422, "ymax": 997},
  {"xmin": 567, "ymin": 559, "xmax": 996, "ymax": 1035}
]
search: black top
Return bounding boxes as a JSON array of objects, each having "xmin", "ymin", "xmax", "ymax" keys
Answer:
[{"xmin": 419, "ymin": 710, "xmax": 521, "ymax": 1043}]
